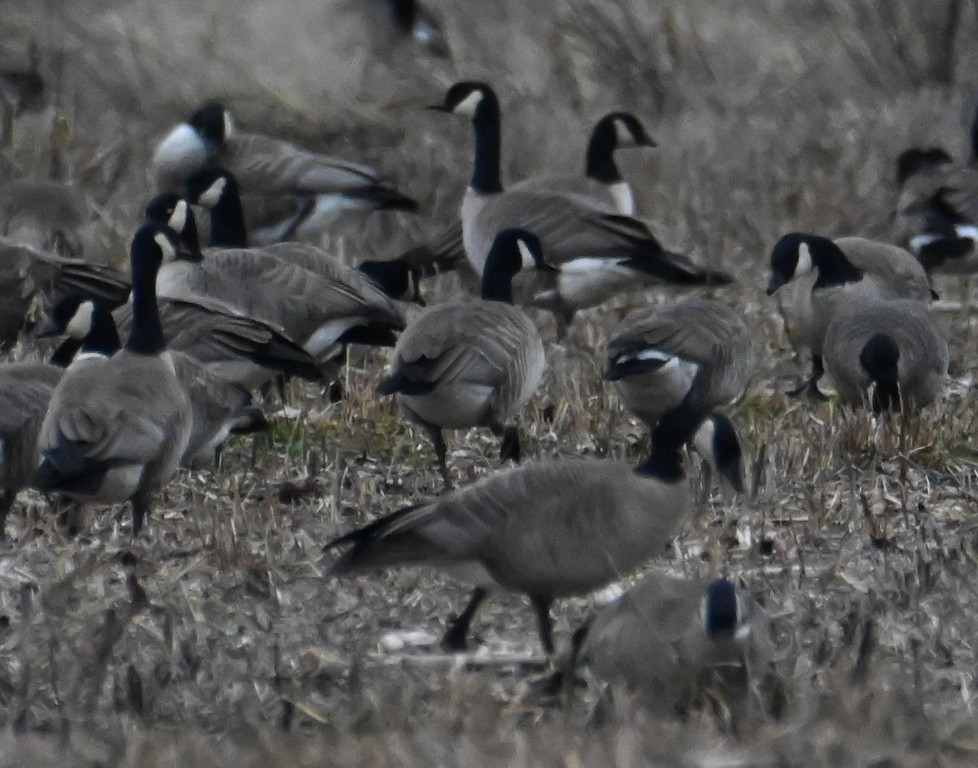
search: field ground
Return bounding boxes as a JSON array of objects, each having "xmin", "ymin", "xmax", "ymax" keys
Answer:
[{"xmin": 3, "ymin": 0, "xmax": 978, "ymax": 764}]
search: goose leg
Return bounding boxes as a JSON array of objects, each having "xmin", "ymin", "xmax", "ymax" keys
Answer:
[
  {"xmin": 442, "ymin": 587, "xmax": 488, "ymax": 651},
  {"xmin": 130, "ymin": 497, "xmax": 150, "ymax": 538},
  {"xmin": 423, "ymin": 424, "xmax": 452, "ymax": 490},
  {"xmin": 531, "ymin": 595, "xmax": 555, "ymax": 655},
  {"xmin": 0, "ymin": 491, "xmax": 13, "ymax": 538},
  {"xmin": 498, "ymin": 425, "xmax": 521, "ymax": 463},
  {"xmin": 787, "ymin": 355, "xmax": 827, "ymax": 401}
]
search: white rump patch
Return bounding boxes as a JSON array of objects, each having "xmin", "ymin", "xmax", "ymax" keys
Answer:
[
  {"xmin": 517, "ymin": 238, "xmax": 536, "ymax": 268},
  {"xmin": 169, "ymin": 199, "xmax": 188, "ymax": 233},
  {"xmin": 66, "ymin": 300, "xmax": 95, "ymax": 339},
  {"xmin": 607, "ymin": 181, "xmax": 635, "ymax": 215},
  {"xmin": 154, "ymin": 232, "xmax": 177, "ymax": 262},
  {"xmin": 557, "ymin": 257, "xmax": 635, "ymax": 305},
  {"xmin": 795, "ymin": 242, "xmax": 814, "ymax": 277},
  {"xmin": 453, "ymin": 89, "xmax": 484, "ymax": 117},
  {"xmin": 198, "ymin": 177, "xmax": 227, "ymax": 209}
]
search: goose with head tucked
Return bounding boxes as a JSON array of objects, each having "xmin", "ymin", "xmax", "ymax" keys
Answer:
[
  {"xmin": 324, "ymin": 404, "xmax": 744, "ymax": 654},
  {"xmin": 31, "ymin": 224, "xmax": 193, "ymax": 537},
  {"xmin": 151, "ymin": 100, "xmax": 417, "ymax": 243},
  {"xmin": 766, "ymin": 233, "xmax": 932, "ymax": 399},
  {"xmin": 430, "ymin": 82, "xmax": 730, "ymax": 336},
  {"xmin": 376, "ymin": 229, "xmax": 549, "ymax": 489}
]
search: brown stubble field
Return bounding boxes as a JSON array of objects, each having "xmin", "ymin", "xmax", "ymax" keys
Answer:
[{"xmin": 3, "ymin": 0, "xmax": 978, "ymax": 764}]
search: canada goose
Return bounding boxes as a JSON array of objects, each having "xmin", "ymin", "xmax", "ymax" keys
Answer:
[
  {"xmin": 0, "ymin": 362, "xmax": 63, "ymax": 535},
  {"xmin": 166, "ymin": 169, "xmax": 425, "ymax": 304},
  {"xmin": 766, "ymin": 233, "xmax": 933, "ymax": 399},
  {"xmin": 31, "ymin": 223, "xmax": 193, "ymax": 537},
  {"xmin": 431, "ymin": 82, "xmax": 730, "ymax": 334},
  {"xmin": 43, "ymin": 296, "xmax": 270, "ymax": 465},
  {"xmin": 377, "ymin": 229, "xmax": 549, "ymax": 489},
  {"xmin": 823, "ymin": 299, "xmax": 948, "ymax": 412},
  {"xmin": 401, "ymin": 110, "xmax": 656, "ymax": 278},
  {"xmin": 147, "ymin": 194, "xmax": 406, "ymax": 365},
  {"xmin": 324, "ymin": 404, "xmax": 744, "ymax": 654},
  {"xmin": 151, "ymin": 101, "xmax": 417, "ymax": 242},
  {"xmin": 605, "ymin": 298, "xmax": 755, "ymax": 439},
  {"xmin": 572, "ymin": 574, "xmax": 771, "ymax": 714}
]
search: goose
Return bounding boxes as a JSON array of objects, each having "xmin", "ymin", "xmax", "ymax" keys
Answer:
[
  {"xmin": 324, "ymin": 404, "xmax": 744, "ymax": 654},
  {"xmin": 43, "ymin": 296, "xmax": 270, "ymax": 465},
  {"xmin": 766, "ymin": 233, "xmax": 933, "ymax": 399},
  {"xmin": 822, "ymin": 299, "xmax": 948, "ymax": 412},
  {"xmin": 376, "ymin": 229, "xmax": 549, "ymax": 489},
  {"xmin": 146, "ymin": 194, "xmax": 406, "ymax": 366},
  {"xmin": 571, "ymin": 574, "xmax": 772, "ymax": 714},
  {"xmin": 605, "ymin": 298, "xmax": 755, "ymax": 440},
  {"xmin": 165, "ymin": 169, "xmax": 425, "ymax": 304},
  {"xmin": 150, "ymin": 101, "xmax": 417, "ymax": 243},
  {"xmin": 430, "ymin": 82, "xmax": 730, "ymax": 334},
  {"xmin": 43, "ymin": 292, "xmax": 325, "ymax": 390},
  {"xmin": 31, "ymin": 223, "xmax": 193, "ymax": 537},
  {"xmin": 0, "ymin": 362, "xmax": 63, "ymax": 535},
  {"xmin": 403, "ymin": 109, "xmax": 657, "ymax": 274}
]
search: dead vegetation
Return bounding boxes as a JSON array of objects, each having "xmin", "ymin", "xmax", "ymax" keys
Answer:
[{"xmin": 2, "ymin": 0, "xmax": 978, "ymax": 764}]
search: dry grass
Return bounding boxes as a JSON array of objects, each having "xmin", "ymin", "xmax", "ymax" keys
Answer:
[{"xmin": 3, "ymin": 0, "xmax": 978, "ymax": 764}]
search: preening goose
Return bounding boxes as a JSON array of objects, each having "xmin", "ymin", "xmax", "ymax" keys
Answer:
[
  {"xmin": 325, "ymin": 405, "xmax": 744, "ymax": 654},
  {"xmin": 376, "ymin": 229, "xmax": 549, "ymax": 489},
  {"xmin": 822, "ymin": 299, "xmax": 948, "ymax": 412},
  {"xmin": 766, "ymin": 233, "xmax": 932, "ymax": 399},
  {"xmin": 31, "ymin": 224, "xmax": 193, "ymax": 537},
  {"xmin": 572, "ymin": 574, "xmax": 772, "ymax": 714},
  {"xmin": 605, "ymin": 298, "xmax": 755, "ymax": 439},
  {"xmin": 151, "ymin": 101, "xmax": 417, "ymax": 243},
  {"xmin": 0, "ymin": 362, "xmax": 63, "ymax": 535},
  {"xmin": 44, "ymin": 297, "xmax": 269, "ymax": 465},
  {"xmin": 431, "ymin": 82, "xmax": 730, "ymax": 334}
]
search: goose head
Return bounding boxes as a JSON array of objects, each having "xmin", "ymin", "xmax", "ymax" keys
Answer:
[
  {"xmin": 481, "ymin": 228, "xmax": 554, "ymax": 302},
  {"xmin": 895, "ymin": 146, "xmax": 952, "ymax": 188},
  {"xmin": 188, "ymin": 100, "xmax": 235, "ymax": 151},
  {"xmin": 701, "ymin": 578, "xmax": 754, "ymax": 642},
  {"xmin": 428, "ymin": 81, "xmax": 497, "ymax": 120},
  {"xmin": 595, "ymin": 112, "xmax": 657, "ymax": 151},
  {"xmin": 145, "ymin": 192, "xmax": 201, "ymax": 260}
]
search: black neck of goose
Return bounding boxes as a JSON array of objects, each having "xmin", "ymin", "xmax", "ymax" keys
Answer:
[
  {"xmin": 811, "ymin": 242, "xmax": 863, "ymax": 289},
  {"xmin": 470, "ymin": 96, "xmax": 503, "ymax": 194},
  {"xmin": 636, "ymin": 405, "xmax": 702, "ymax": 483},
  {"xmin": 50, "ymin": 337, "xmax": 81, "ymax": 368},
  {"xmin": 83, "ymin": 306, "xmax": 122, "ymax": 356},
  {"xmin": 181, "ymin": 207, "xmax": 204, "ymax": 261},
  {"xmin": 209, "ymin": 181, "xmax": 248, "ymax": 247},
  {"xmin": 126, "ymin": 264, "xmax": 166, "ymax": 355},
  {"xmin": 585, "ymin": 122, "xmax": 621, "ymax": 183},
  {"xmin": 480, "ymin": 260, "xmax": 516, "ymax": 303}
]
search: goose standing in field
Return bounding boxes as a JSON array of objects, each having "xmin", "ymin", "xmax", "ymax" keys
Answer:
[
  {"xmin": 430, "ymin": 82, "xmax": 730, "ymax": 335},
  {"xmin": 571, "ymin": 575, "xmax": 772, "ymax": 715},
  {"xmin": 0, "ymin": 362, "xmax": 63, "ymax": 535},
  {"xmin": 404, "ymin": 109, "xmax": 657, "ymax": 273},
  {"xmin": 822, "ymin": 299, "xmax": 948, "ymax": 412},
  {"xmin": 31, "ymin": 224, "xmax": 193, "ymax": 537},
  {"xmin": 376, "ymin": 229, "xmax": 549, "ymax": 489},
  {"xmin": 766, "ymin": 233, "xmax": 933, "ymax": 399},
  {"xmin": 42, "ymin": 296, "xmax": 269, "ymax": 465},
  {"xmin": 324, "ymin": 404, "xmax": 744, "ymax": 654},
  {"xmin": 151, "ymin": 100, "xmax": 417, "ymax": 243},
  {"xmin": 605, "ymin": 298, "xmax": 754, "ymax": 442}
]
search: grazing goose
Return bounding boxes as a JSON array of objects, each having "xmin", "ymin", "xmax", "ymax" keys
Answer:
[
  {"xmin": 431, "ymin": 82, "xmax": 730, "ymax": 334},
  {"xmin": 31, "ymin": 224, "xmax": 193, "ymax": 537},
  {"xmin": 766, "ymin": 233, "xmax": 933, "ymax": 399},
  {"xmin": 822, "ymin": 299, "xmax": 948, "ymax": 412},
  {"xmin": 403, "ymin": 110, "xmax": 657, "ymax": 275},
  {"xmin": 43, "ymin": 296, "xmax": 269, "ymax": 465},
  {"xmin": 151, "ymin": 101, "xmax": 417, "ymax": 243},
  {"xmin": 325, "ymin": 404, "xmax": 744, "ymax": 654},
  {"xmin": 0, "ymin": 363, "xmax": 63, "ymax": 535},
  {"xmin": 605, "ymin": 298, "xmax": 755, "ymax": 440},
  {"xmin": 377, "ymin": 229, "xmax": 549, "ymax": 489},
  {"xmin": 166, "ymin": 169, "xmax": 425, "ymax": 303},
  {"xmin": 572, "ymin": 575, "xmax": 771, "ymax": 714}
]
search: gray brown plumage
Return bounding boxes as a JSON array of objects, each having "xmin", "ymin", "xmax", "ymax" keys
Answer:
[
  {"xmin": 605, "ymin": 298, "xmax": 755, "ymax": 434},
  {"xmin": 823, "ymin": 299, "xmax": 948, "ymax": 412},
  {"xmin": 325, "ymin": 405, "xmax": 744, "ymax": 653}
]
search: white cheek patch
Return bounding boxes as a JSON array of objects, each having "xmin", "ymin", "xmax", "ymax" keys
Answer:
[
  {"xmin": 909, "ymin": 234, "xmax": 941, "ymax": 252},
  {"xmin": 199, "ymin": 177, "xmax": 227, "ymax": 208},
  {"xmin": 691, "ymin": 417, "xmax": 717, "ymax": 462},
  {"xmin": 453, "ymin": 90, "xmax": 484, "ymax": 117},
  {"xmin": 66, "ymin": 301, "xmax": 95, "ymax": 339},
  {"xmin": 154, "ymin": 232, "xmax": 177, "ymax": 262},
  {"xmin": 169, "ymin": 199, "xmax": 188, "ymax": 232},
  {"xmin": 795, "ymin": 242, "xmax": 814, "ymax": 276},
  {"xmin": 955, "ymin": 224, "xmax": 978, "ymax": 240},
  {"xmin": 607, "ymin": 181, "xmax": 634, "ymax": 215},
  {"xmin": 614, "ymin": 118, "xmax": 635, "ymax": 147},
  {"xmin": 223, "ymin": 110, "xmax": 235, "ymax": 139},
  {"xmin": 517, "ymin": 238, "xmax": 536, "ymax": 268}
]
